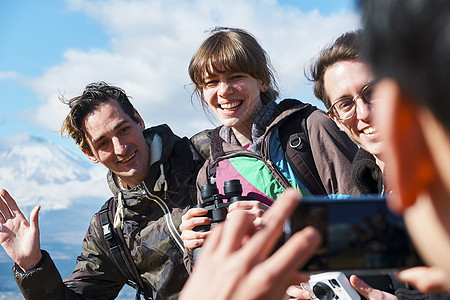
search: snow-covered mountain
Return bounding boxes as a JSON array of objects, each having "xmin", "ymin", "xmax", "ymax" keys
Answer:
[
  {"xmin": 0, "ymin": 134, "xmax": 133, "ymax": 298},
  {"xmin": 0, "ymin": 133, "xmax": 110, "ymax": 210},
  {"xmin": 0, "ymin": 134, "xmax": 91, "ymax": 184}
]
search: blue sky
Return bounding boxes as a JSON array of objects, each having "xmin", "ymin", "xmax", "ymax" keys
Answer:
[
  {"xmin": 0, "ymin": 0, "xmax": 360, "ymax": 160},
  {"xmin": 0, "ymin": 1, "xmax": 360, "ymax": 297}
]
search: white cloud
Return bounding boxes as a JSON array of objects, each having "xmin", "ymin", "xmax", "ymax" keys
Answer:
[
  {"xmin": 26, "ymin": 0, "xmax": 361, "ymax": 138},
  {"xmin": 0, "ymin": 70, "xmax": 20, "ymax": 80}
]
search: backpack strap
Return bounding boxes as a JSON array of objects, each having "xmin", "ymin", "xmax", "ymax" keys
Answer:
[
  {"xmin": 278, "ymin": 101, "xmax": 328, "ymax": 195},
  {"xmin": 209, "ymin": 127, "xmax": 226, "ymax": 159},
  {"xmin": 98, "ymin": 198, "xmax": 153, "ymax": 300},
  {"xmin": 204, "ymin": 126, "xmax": 230, "ymax": 185}
]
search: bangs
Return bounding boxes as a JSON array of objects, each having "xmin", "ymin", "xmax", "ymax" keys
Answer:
[
  {"xmin": 188, "ymin": 27, "xmax": 278, "ymax": 105},
  {"xmin": 204, "ymin": 48, "xmax": 254, "ymax": 76},
  {"xmin": 195, "ymin": 38, "xmax": 259, "ymax": 84}
]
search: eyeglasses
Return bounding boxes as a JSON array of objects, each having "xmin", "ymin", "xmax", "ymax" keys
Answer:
[{"xmin": 328, "ymin": 82, "xmax": 377, "ymax": 120}]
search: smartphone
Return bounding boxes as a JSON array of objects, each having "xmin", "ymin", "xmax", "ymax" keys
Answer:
[{"xmin": 286, "ymin": 195, "xmax": 423, "ymax": 272}]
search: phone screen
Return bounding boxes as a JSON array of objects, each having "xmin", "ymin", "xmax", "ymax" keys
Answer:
[{"xmin": 287, "ymin": 195, "xmax": 422, "ymax": 272}]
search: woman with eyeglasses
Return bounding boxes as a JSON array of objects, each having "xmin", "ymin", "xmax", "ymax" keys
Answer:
[{"xmin": 308, "ymin": 29, "xmax": 385, "ymax": 195}]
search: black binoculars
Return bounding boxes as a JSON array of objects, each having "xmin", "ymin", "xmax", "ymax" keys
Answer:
[
  {"xmin": 193, "ymin": 179, "xmax": 251, "ymax": 261},
  {"xmin": 194, "ymin": 179, "xmax": 249, "ymax": 228}
]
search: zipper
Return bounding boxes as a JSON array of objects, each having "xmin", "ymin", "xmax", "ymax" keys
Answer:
[
  {"xmin": 265, "ymin": 158, "xmax": 292, "ymax": 189},
  {"xmin": 141, "ymin": 182, "xmax": 185, "ymax": 252},
  {"xmin": 260, "ymin": 122, "xmax": 292, "ymax": 189}
]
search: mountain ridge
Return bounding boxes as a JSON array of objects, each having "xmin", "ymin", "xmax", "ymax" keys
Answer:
[{"xmin": 0, "ymin": 133, "xmax": 110, "ymax": 210}]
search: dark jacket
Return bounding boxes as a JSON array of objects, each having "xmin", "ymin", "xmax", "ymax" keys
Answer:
[
  {"xmin": 351, "ymin": 148, "xmax": 384, "ymax": 194},
  {"xmin": 185, "ymin": 100, "xmax": 359, "ymax": 272},
  {"xmin": 195, "ymin": 99, "xmax": 359, "ymax": 198},
  {"xmin": 13, "ymin": 125, "xmax": 204, "ymax": 300}
]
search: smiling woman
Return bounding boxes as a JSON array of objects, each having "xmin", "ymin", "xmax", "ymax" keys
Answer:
[
  {"xmin": 188, "ymin": 27, "xmax": 278, "ymax": 146},
  {"xmin": 180, "ymin": 27, "xmax": 359, "ymax": 273},
  {"xmin": 201, "ymin": 72, "xmax": 266, "ymax": 145}
]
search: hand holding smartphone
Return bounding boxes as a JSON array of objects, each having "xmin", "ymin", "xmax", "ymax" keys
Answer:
[{"xmin": 286, "ymin": 195, "xmax": 422, "ymax": 272}]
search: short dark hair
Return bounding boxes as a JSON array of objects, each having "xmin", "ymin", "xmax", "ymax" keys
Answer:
[
  {"xmin": 189, "ymin": 27, "xmax": 279, "ymax": 110},
  {"xmin": 60, "ymin": 81, "xmax": 138, "ymax": 153},
  {"xmin": 307, "ymin": 30, "xmax": 362, "ymax": 109},
  {"xmin": 360, "ymin": 0, "xmax": 450, "ymax": 133}
]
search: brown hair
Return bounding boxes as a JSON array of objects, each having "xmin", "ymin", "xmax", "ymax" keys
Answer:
[
  {"xmin": 189, "ymin": 27, "xmax": 279, "ymax": 111},
  {"xmin": 60, "ymin": 82, "xmax": 138, "ymax": 154},
  {"xmin": 307, "ymin": 30, "xmax": 362, "ymax": 109}
]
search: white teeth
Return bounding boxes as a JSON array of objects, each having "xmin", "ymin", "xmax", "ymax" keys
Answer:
[
  {"xmin": 363, "ymin": 127, "xmax": 375, "ymax": 135},
  {"xmin": 119, "ymin": 152, "xmax": 135, "ymax": 163},
  {"xmin": 220, "ymin": 101, "xmax": 240, "ymax": 110}
]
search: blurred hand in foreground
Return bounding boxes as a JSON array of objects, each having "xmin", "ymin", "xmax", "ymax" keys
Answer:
[
  {"xmin": 397, "ymin": 266, "xmax": 450, "ymax": 294},
  {"xmin": 179, "ymin": 188, "xmax": 321, "ymax": 300}
]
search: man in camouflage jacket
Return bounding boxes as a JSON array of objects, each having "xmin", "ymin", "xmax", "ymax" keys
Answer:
[{"xmin": 0, "ymin": 82, "xmax": 204, "ymax": 299}]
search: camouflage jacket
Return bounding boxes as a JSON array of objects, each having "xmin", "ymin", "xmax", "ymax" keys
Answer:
[{"xmin": 13, "ymin": 124, "xmax": 204, "ymax": 300}]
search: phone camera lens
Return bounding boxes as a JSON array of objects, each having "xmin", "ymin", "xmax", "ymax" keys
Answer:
[{"xmin": 313, "ymin": 282, "xmax": 335, "ymax": 300}]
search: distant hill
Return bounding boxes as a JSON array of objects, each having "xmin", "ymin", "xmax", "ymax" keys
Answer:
[
  {"xmin": 0, "ymin": 134, "xmax": 119, "ymax": 297},
  {"xmin": 0, "ymin": 133, "xmax": 110, "ymax": 210}
]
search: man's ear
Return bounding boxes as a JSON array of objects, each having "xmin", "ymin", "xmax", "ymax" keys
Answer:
[
  {"xmin": 81, "ymin": 146, "xmax": 99, "ymax": 164},
  {"xmin": 134, "ymin": 109, "xmax": 145, "ymax": 131},
  {"xmin": 377, "ymin": 79, "xmax": 435, "ymax": 214}
]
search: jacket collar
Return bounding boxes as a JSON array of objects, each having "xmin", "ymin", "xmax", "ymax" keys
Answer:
[
  {"xmin": 107, "ymin": 124, "xmax": 179, "ymax": 199},
  {"xmin": 217, "ymin": 99, "xmax": 310, "ymax": 156}
]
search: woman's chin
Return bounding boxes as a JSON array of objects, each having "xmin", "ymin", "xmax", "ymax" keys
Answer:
[{"xmin": 217, "ymin": 116, "xmax": 241, "ymax": 128}]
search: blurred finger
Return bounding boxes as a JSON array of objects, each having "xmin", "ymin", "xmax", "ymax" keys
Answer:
[
  {"xmin": 290, "ymin": 272, "xmax": 312, "ymax": 287},
  {"xmin": 264, "ymin": 226, "xmax": 321, "ymax": 280},
  {"xmin": 218, "ymin": 211, "xmax": 256, "ymax": 254},
  {"xmin": 30, "ymin": 205, "xmax": 40, "ymax": 231},
  {"xmin": 229, "ymin": 200, "xmax": 269, "ymax": 213},
  {"xmin": 195, "ymin": 222, "xmax": 223, "ymax": 257},
  {"xmin": 350, "ymin": 275, "xmax": 372, "ymax": 298},
  {"xmin": 397, "ymin": 266, "xmax": 450, "ymax": 293},
  {"xmin": 242, "ymin": 188, "xmax": 301, "ymax": 260},
  {"xmin": 253, "ymin": 216, "xmax": 263, "ymax": 229},
  {"xmin": 228, "ymin": 200, "xmax": 259, "ymax": 210}
]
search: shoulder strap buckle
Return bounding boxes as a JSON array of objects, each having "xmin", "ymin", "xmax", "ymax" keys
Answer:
[{"xmin": 289, "ymin": 134, "xmax": 303, "ymax": 149}]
